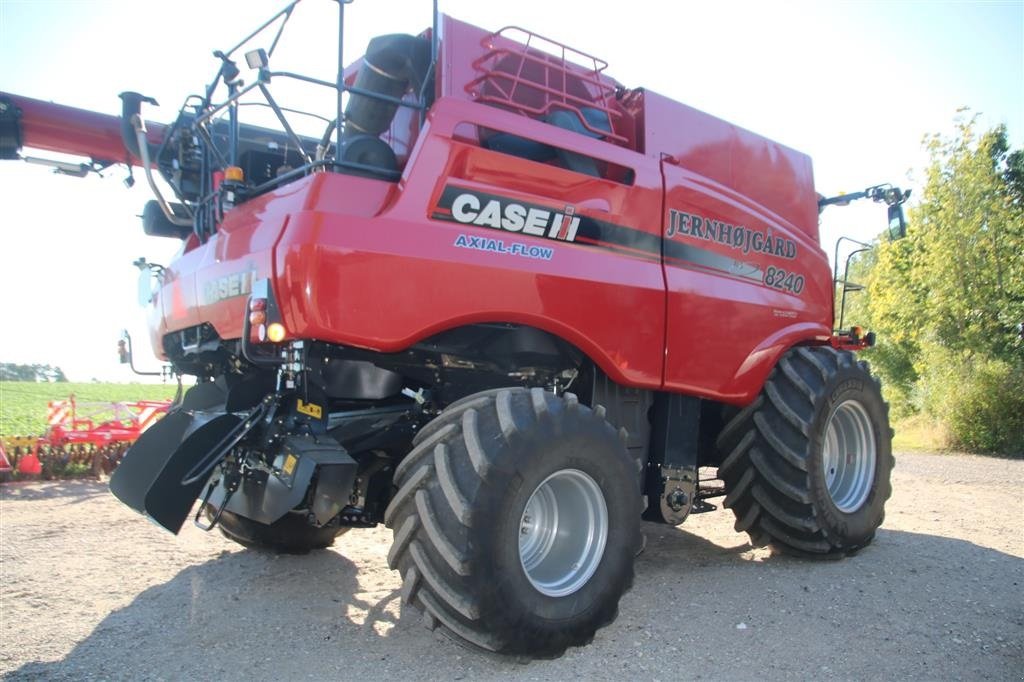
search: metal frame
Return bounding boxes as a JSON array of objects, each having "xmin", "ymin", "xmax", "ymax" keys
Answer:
[
  {"xmin": 820, "ymin": 183, "xmax": 911, "ymax": 332},
  {"xmin": 148, "ymin": 0, "xmax": 438, "ymax": 242},
  {"xmin": 832, "ymin": 236, "xmax": 872, "ymax": 332},
  {"xmin": 466, "ymin": 25, "xmax": 625, "ymax": 143}
]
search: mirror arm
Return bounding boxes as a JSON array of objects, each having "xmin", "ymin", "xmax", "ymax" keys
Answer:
[{"xmin": 118, "ymin": 330, "xmax": 163, "ymax": 376}]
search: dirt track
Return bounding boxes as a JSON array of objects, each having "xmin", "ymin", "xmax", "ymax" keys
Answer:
[{"xmin": 1, "ymin": 451, "xmax": 1022, "ymax": 680}]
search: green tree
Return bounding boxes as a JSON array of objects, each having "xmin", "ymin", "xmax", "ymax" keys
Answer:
[
  {"xmin": 0, "ymin": 363, "xmax": 68, "ymax": 382},
  {"xmin": 865, "ymin": 113, "xmax": 1023, "ymax": 454}
]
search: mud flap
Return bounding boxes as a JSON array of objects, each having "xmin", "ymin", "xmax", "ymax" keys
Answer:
[{"xmin": 109, "ymin": 409, "xmax": 244, "ymax": 534}]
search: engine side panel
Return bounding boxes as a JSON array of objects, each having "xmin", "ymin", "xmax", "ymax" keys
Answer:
[{"xmin": 274, "ymin": 99, "xmax": 667, "ymax": 389}]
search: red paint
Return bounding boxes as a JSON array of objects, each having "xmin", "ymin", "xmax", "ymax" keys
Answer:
[
  {"xmin": 4, "ymin": 94, "xmax": 163, "ymax": 165},
  {"xmin": 5, "ymin": 14, "xmax": 838, "ymax": 406}
]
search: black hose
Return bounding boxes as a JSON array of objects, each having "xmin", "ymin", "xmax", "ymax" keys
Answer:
[{"xmin": 343, "ymin": 34, "xmax": 431, "ymax": 139}]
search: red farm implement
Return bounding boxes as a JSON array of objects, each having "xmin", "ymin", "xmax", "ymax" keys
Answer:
[
  {"xmin": 3, "ymin": 396, "xmax": 170, "ymax": 479},
  {"xmin": 0, "ymin": 442, "xmax": 12, "ymax": 482}
]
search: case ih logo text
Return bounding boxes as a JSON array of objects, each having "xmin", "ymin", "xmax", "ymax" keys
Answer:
[
  {"xmin": 667, "ymin": 209, "xmax": 797, "ymax": 260},
  {"xmin": 434, "ymin": 186, "xmax": 580, "ymax": 242},
  {"xmin": 203, "ymin": 269, "xmax": 257, "ymax": 305}
]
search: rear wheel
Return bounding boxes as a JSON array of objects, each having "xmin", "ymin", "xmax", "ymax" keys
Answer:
[
  {"xmin": 213, "ymin": 509, "xmax": 347, "ymax": 554},
  {"xmin": 717, "ymin": 346, "xmax": 894, "ymax": 556},
  {"xmin": 385, "ymin": 388, "xmax": 640, "ymax": 657}
]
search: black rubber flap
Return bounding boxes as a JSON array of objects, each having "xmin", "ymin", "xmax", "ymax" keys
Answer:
[
  {"xmin": 109, "ymin": 409, "xmax": 194, "ymax": 514},
  {"xmin": 110, "ymin": 410, "xmax": 242, "ymax": 534},
  {"xmin": 180, "ymin": 380, "xmax": 229, "ymax": 411},
  {"xmin": 143, "ymin": 413, "xmax": 242, "ymax": 534}
]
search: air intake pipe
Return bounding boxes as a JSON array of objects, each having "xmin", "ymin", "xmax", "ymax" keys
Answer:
[
  {"xmin": 339, "ymin": 34, "xmax": 430, "ymax": 175},
  {"xmin": 344, "ymin": 34, "xmax": 431, "ymax": 138}
]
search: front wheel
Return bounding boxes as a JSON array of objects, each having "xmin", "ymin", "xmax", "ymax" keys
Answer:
[
  {"xmin": 385, "ymin": 388, "xmax": 641, "ymax": 658},
  {"xmin": 717, "ymin": 346, "xmax": 894, "ymax": 556}
]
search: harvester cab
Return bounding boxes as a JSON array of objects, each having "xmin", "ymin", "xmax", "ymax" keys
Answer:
[{"xmin": 2, "ymin": 0, "xmax": 909, "ymax": 658}]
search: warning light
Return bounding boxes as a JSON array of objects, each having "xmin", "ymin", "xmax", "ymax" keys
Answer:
[
  {"xmin": 266, "ymin": 323, "xmax": 286, "ymax": 343},
  {"xmin": 224, "ymin": 166, "xmax": 244, "ymax": 182}
]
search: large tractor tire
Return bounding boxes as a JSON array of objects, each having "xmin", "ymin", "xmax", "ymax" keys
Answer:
[
  {"xmin": 212, "ymin": 509, "xmax": 347, "ymax": 554},
  {"xmin": 385, "ymin": 388, "xmax": 641, "ymax": 658},
  {"xmin": 717, "ymin": 346, "xmax": 894, "ymax": 556}
]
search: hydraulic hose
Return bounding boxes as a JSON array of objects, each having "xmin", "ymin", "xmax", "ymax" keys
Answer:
[{"xmin": 132, "ymin": 115, "xmax": 192, "ymax": 227}]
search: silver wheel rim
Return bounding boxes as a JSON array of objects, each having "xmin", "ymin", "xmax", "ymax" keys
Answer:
[
  {"xmin": 518, "ymin": 469, "xmax": 608, "ymax": 597},
  {"xmin": 822, "ymin": 399, "xmax": 877, "ymax": 513}
]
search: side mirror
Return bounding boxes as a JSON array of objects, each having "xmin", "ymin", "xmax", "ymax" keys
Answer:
[
  {"xmin": 117, "ymin": 338, "xmax": 130, "ymax": 364},
  {"xmin": 133, "ymin": 257, "xmax": 164, "ymax": 307},
  {"xmin": 887, "ymin": 203, "xmax": 907, "ymax": 241},
  {"xmin": 137, "ymin": 265, "xmax": 157, "ymax": 306}
]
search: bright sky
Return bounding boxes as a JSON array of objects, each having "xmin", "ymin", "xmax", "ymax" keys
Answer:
[{"xmin": 1, "ymin": 0, "xmax": 1021, "ymax": 382}]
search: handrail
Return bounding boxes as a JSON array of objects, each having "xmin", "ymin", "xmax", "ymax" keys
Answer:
[
  {"xmin": 832, "ymin": 236, "xmax": 873, "ymax": 331},
  {"xmin": 146, "ymin": 0, "xmax": 435, "ymax": 243},
  {"xmin": 466, "ymin": 25, "xmax": 626, "ymax": 144}
]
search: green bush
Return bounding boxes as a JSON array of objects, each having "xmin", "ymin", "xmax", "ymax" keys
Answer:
[{"xmin": 927, "ymin": 356, "xmax": 1024, "ymax": 456}]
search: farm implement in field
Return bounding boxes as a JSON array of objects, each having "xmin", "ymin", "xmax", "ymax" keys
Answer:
[{"xmin": 1, "ymin": 396, "xmax": 170, "ymax": 479}]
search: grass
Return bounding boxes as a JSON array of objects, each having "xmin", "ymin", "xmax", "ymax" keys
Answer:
[
  {"xmin": 0, "ymin": 381, "xmax": 178, "ymax": 437},
  {"xmin": 892, "ymin": 414, "xmax": 951, "ymax": 452}
]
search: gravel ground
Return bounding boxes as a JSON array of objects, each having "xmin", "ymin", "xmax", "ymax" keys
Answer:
[{"xmin": 1, "ymin": 451, "xmax": 1021, "ymax": 680}]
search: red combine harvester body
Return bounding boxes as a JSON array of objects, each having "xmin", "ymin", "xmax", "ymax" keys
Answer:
[{"xmin": 0, "ymin": 2, "xmax": 908, "ymax": 657}]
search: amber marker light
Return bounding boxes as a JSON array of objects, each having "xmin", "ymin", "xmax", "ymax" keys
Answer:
[
  {"xmin": 266, "ymin": 323, "xmax": 287, "ymax": 342},
  {"xmin": 224, "ymin": 166, "xmax": 245, "ymax": 182}
]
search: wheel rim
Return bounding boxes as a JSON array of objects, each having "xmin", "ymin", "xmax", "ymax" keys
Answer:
[
  {"xmin": 822, "ymin": 399, "xmax": 877, "ymax": 513},
  {"xmin": 518, "ymin": 469, "xmax": 608, "ymax": 597}
]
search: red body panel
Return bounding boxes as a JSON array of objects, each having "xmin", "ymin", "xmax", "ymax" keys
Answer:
[
  {"xmin": 9, "ymin": 15, "xmax": 835, "ymax": 406},
  {"xmin": 641, "ymin": 90, "xmax": 820, "ymax": 239},
  {"xmin": 659, "ymin": 157, "xmax": 832, "ymax": 401}
]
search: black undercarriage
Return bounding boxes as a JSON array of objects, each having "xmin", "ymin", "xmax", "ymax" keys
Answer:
[{"xmin": 111, "ymin": 322, "xmax": 729, "ymax": 538}]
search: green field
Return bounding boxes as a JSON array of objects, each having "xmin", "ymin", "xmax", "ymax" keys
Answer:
[{"xmin": 0, "ymin": 381, "xmax": 179, "ymax": 437}]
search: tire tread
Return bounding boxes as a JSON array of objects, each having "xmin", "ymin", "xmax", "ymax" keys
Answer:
[
  {"xmin": 386, "ymin": 387, "xmax": 636, "ymax": 657},
  {"xmin": 718, "ymin": 346, "xmax": 893, "ymax": 556}
]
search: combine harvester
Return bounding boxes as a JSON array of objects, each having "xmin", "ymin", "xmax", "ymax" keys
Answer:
[
  {"xmin": 1, "ymin": 0, "xmax": 910, "ymax": 657},
  {"xmin": 3, "ymin": 396, "xmax": 170, "ymax": 478}
]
